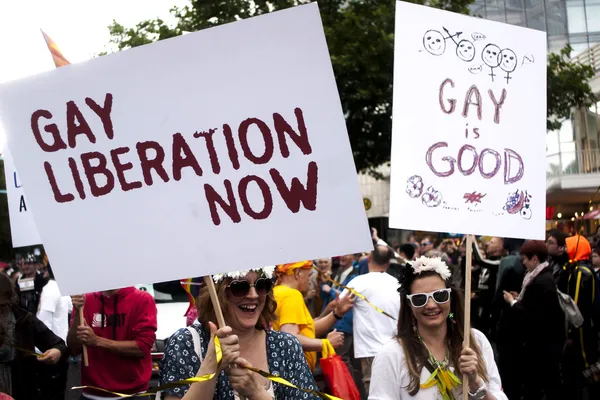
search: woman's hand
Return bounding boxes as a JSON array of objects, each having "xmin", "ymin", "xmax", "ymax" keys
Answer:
[
  {"xmin": 38, "ymin": 348, "xmax": 61, "ymax": 364},
  {"xmin": 503, "ymin": 290, "xmax": 515, "ymax": 304},
  {"xmin": 459, "ymin": 347, "xmax": 484, "ymax": 392},
  {"xmin": 227, "ymin": 358, "xmax": 269, "ymax": 399},
  {"xmin": 327, "ymin": 329, "xmax": 344, "ymax": 349},
  {"xmin": 206, "ymin": 322, "xmax": 240, "ymax": 372}
]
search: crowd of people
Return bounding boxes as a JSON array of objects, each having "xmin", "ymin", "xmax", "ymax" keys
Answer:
[{"xmin": 1, "ymin": 228, "xmax": 599, "ymax": 399}]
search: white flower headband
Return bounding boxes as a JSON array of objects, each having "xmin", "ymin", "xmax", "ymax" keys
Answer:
[
  {"xmin": 410, "ymin": 256, "xmax": 452, "ymax": 280},
  {"xmin": 212, "ymin": 266, "xmax": 276, "ymax": 283}
]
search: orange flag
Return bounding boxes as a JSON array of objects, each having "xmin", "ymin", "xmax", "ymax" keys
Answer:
[{"xmin": 41, "ymin": 30, "xmax": 70, "ymax": 67}]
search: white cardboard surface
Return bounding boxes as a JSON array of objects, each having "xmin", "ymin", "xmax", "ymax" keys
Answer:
[
  {"xmin": 2, "ymin": 149, "xmax": 43, "ymax": 247},
  {"xmin": 389, "ymin": 2, "xmax": 546, "ymax": 240},
  {"xmin": 0, "ymin": 3, "xmax": 372, "ymax": 295}
]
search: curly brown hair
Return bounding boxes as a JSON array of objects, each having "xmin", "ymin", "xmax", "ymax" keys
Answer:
[{"xmin": 195, "ymin": 277, "xmax": 277, "ymax": 330}]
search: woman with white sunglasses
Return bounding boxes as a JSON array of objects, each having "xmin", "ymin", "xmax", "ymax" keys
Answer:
[{"xmin": 369, "ymin": 257, "xmax": 507, "ymax": 400}]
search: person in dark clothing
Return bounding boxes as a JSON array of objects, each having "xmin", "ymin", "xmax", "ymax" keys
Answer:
[
  {"xmin": 470, "ymin": 237, "xmax": 503, "ymax": 337},
  {"xmin": 0, "ymin": 272, "xmax": 68, "ymax": 400},
  {"xmin": 493, "ymin": 238, "xmax": 526, "ymax": 400},
  {"xmin": 502, "ymin": 240, "xmax": 565, "ymax": 400},
  {"xmin": 386, "ymin": 243, "xmax": 415, "ymax": 280},
  {"xmin": 547, "ymin": 229, "xmax": 569, "ymax": 283},
  {"xmin": 13, "ymin": 253, "xmax": 47, "ymax": 315},
  {"xmin": 558, "ymin": 235, "xmax": 600, "ymax": 400}
]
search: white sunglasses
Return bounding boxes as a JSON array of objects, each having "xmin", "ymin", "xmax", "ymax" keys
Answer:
[{"xmin": 406, "ymin": 288, "xmax": 451, "ymax": 308}]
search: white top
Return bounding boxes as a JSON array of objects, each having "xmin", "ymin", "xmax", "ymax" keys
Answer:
[
  {"xmin": 37, "ymin": 279, "xmax": 71, "ymax": 342},
  {"xmin": 341, "ymin": 272, "xmax": 400, "ymax": 358},
  {"xmin": 368, "ymin": 329, "xmax": 508, "ymax": 400}
]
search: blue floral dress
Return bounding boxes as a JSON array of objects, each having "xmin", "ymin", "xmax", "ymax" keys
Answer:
[{"xmin": 160, "ymin": 323, "xmax": 319, "ymax": 399}]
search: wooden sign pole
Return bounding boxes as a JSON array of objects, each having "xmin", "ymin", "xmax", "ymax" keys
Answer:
[
  {"xmin": 79, "ymin": 307, "xmax": 89, "ymax": 367},
  {"xmin": 202, "ymin": 276, "xmax": 247, "ymax": 400},
  {"xmin": 463, "ymin": 234, "xmax": 473, "ymax": 400}
]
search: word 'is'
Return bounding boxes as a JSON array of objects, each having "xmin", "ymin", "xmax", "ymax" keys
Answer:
[{"xmin": 31, "ymin": 93, "xmax": 318, "ymax": 226}]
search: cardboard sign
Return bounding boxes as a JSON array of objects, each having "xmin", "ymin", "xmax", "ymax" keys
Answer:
[
  {"xmin": 389, "ymin": 2, "xmax": 546, "ymax": 239},
  {"xmin": 2, "ymin": 149, "xmax": 43, "ymax": 247},
  {"xmin": 0, "ymin": 3, "xmax": 372, "ymax": 295}
]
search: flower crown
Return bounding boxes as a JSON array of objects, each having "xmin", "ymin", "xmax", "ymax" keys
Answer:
[
  {"xmin": 212, "ymin": 266, "xmax": 276, "ymax": 283},
  {"xmin": 397, "ymin": 256, "xmax": 452, "ymax": 293}
]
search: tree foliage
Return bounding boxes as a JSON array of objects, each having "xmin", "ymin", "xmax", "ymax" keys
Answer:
[
  {"xmin": 104, "ymin": 0, "xmax": 597, "ymax": 173},
  {"xmin": 547, "ymin": 44, "xmax": 597, "ymax": 131}
]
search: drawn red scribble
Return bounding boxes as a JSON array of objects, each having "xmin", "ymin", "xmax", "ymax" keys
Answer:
[{"xmin": 463, "ymin": 191, "xmax": 486, "ymax": 203}]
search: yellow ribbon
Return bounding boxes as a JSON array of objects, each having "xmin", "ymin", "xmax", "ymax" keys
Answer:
[
  {"xmin": 314, "ymin": 266, "xmax": 397, "ymax": 320},
  {"xmin": 73, "ymin": 335, "xmax": 341, "ymax": 400},
  {"xmin": 420, "ymin": 367, "xmax": 462, "ymax": 400},
  {"xmin": 12, "ymin": 345, "xmax": 43, "ymax": 358}
]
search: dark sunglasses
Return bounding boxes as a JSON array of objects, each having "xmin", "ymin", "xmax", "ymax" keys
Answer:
[
  {"xmin": 406, "ymin": 288, "xmax": 451, "ymax": 308},
  {"xmin": 227, "ymin": 278, "xmax": 273, "ymax": 297}
]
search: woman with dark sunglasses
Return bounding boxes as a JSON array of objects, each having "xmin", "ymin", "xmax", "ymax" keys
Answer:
[
  {"xmin": 369, "ymin": 257, "xmax": 506, "ymax": 400},
  {"xmin": 159, "ymin": 267, "xmax": 320, "ymax": 400}
]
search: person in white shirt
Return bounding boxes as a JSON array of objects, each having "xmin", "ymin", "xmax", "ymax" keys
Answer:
[
  {"xmin": 341, "ymin": 244, "xmax": 400, "ymax": 394},
  {"xmin": 368, "ymin": 256, "xmax": 507, "ymax": 400}
]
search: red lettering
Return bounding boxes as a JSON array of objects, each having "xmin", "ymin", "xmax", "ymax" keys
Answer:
[
  {"xmin": 273, "ymin": 108, "xmax": 312, "ymax": 158},
  {"xmin": 136, "ymin": 141, "xmax": 170, "ymax": 186},
  {"xmin": 223, "ymin": 124, "xmax": 240, "ymax": 170},
  {"xmin": 204, "ymin": 180, "xmax": 241, "ymax": 226},
  {"xmin": 31, "ymin": 110, "xmax": 67, "ymax": 152},
  {"xmin": 238, "ymin": 175, "xmax": 273, "ymax": 220},
  {"xmin": 110, "ymin": 147, "xmax": 142, "ymax": 191},
  {"xmin": 269, "ymin": 161, "xmax": 318, "ymax": 213},
  {"xmin": 238, "ymin": 118, "xmax": 274, "ymax": 165},
  {"xmin": 172, "ymin": 133, "xmax": 203, "ymax": 181},
  {"xmin": 67, "ymin": 101, "xmax": 96, "ymax": 149},
  {"xmin": 488, "ymin": 88, "xmax": 507, "ymax": 124},
  {"xmin": 193, "ymin": 129, "xmax": 220, "ymax": 174},
  {"xmin": 85, "ymin": 93, "xmax": 115, "ymax": 139},
  {"xmin": 439, "ymin": 78, "xmax": 456, "ymax": 114},
  {"xmin": 68, "ymin": 157, "xmax": 86, "ymax": 199},
  {"xmin": 479, "ymin": 148, "xmax": 501, "ymax": 179},
  {"xmin": 44, "ymin": 161, "xmax": 74, "ymax": 203},
  {"xmin": 457, "ymin": 145, "xmax": 478, "ymax": 176},
  {"xmin": 462, "ymin": 85, "xmax": 482, "ymax": 120},
  {"xmin": 425, "ymin": 142, "xmax": 455, "ymax": 177},
  {"xmin": 80, "ymin": 152, "xmax": 115, "ymax": 197}
]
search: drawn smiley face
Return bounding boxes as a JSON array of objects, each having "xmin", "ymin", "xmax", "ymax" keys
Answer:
[
  {"xmin": 499, "ymin": 49, "xmax": 517, "ymax": 72},
  {"xmin": 456, "ymin": 39, "xmax": 475, "ymax": 62},
  {"xmin": 423, "ymin": 30, "xmax": 446, "ymax": 56},
  {"xmin": 482, "ymin": 44, "xmax": 501, "ymax": 67}
]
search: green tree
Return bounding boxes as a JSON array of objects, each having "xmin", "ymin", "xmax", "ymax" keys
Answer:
[
  {"xmin": 103, "ymin": 0, "xmax": 596, "ymax": 173},
  {"xmin": 547, "ymin": 44, "xmax": 597, "ymax": 131}
]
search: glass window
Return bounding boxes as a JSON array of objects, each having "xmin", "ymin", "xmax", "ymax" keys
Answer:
[
  {"xmin": 567, "ymin": 0, "xmax": 588, "ymax": 34},
  {"xmin": 524, "ymin": 0, "xmax": 548, "ymax": 31},
  {"xmin": 586, "ymin": 0, "xmax": 600, "ymax": 32},
  {"xmin": 506, "ymin": 0, "xmax": 526, "ymax": 26},
  {"xmin": 545, "ymin": 0, "xmax": 569, "ymax": 36},
  {"xmin": 485, "ymin": 0, "xmax": 508, "ymax": 23}
]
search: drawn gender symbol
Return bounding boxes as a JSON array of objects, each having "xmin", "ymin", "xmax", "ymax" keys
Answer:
[
  {"xmin": 456, "ymin": 39, "xmax": 475, "ymax": 62},
  {"xmin": 423, "ymin": 30, "xmax": 446, "ymax": 56},
  {"xmin": 498, "ymin": 48, "xmax": 517, "ymax": 84},
  {"xmin": 481, "ymin": 44, "xmax": 501, "ymax": 82}
]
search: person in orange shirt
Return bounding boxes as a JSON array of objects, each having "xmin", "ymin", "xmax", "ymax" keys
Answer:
[{"xmin": 273, "ymin": 261, "xmax": 354, "ymax": 371}]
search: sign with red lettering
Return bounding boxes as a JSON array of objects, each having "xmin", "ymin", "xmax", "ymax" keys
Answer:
[
  {"xmin": 389, "ymin": 2, "xmax": 546, "ymax": 240},
  {"xmin": 0, "ymin": 3, "xmax": 372, "ymax": 295}
]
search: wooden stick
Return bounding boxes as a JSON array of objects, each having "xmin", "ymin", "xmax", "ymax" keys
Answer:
[
  {"xmin": 203, "ymin": 276, "xmax": 247, "ymax": 400},
  {"xmin": 79, "ymin": 307, "xmax": 89, "ymax": 367},
  {"xmin": 203, "ymin": 276, "xmax": 226, "ymax": 328},
  {"xmin": 463, "ymin": 234, "xmax": 473, "ymax": 400}
]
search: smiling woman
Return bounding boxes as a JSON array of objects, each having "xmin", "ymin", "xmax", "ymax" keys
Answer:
[
  {"xmin": 368, "ymin": 257, "xmax": 507, "ymax": 400},
  {"xmin": 159, "ymin": 267, "xmax": 320, "ymax": 400}
]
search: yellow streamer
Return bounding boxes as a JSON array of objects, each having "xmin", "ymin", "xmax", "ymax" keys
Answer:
[
  {"xmin": 420, "ymin": 366, "xmax": 462, "ymax": 400},
  {"xmin": 314, "ymin": 266, "xmax": 397, "ymax": 320},
  {"xmin": 12, "ymin": 345, "xmax": 43, "ymax": 358},
  {"xmin": 73, "ymin": 335, "xmax": 341, "ymax": 400}
]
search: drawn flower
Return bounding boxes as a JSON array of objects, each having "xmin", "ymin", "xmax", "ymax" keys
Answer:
[
  {"xmin": 421, "ymin": 186, "xmax": 442, "ymax": 207},
  {"xmin": 406, "ymin": 175, "xmax": 424, "ymax": 198}
]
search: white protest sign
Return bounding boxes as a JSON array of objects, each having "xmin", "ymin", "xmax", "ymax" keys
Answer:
[
  {"xmin": 2, "ymin": 149, "xmax": 43, "ymax": 247},
  {"xmin": 0, "ymin": 3, "xmax": 372, "ymax": 295},
  {"xmin": 389, "ymin": 2, "xmax": 546, "ymax": 240}
]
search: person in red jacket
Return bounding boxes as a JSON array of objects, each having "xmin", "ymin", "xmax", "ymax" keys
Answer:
[{"xmin": 68, "ymin": 287, "xmax": 157, "ymax": 399}]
